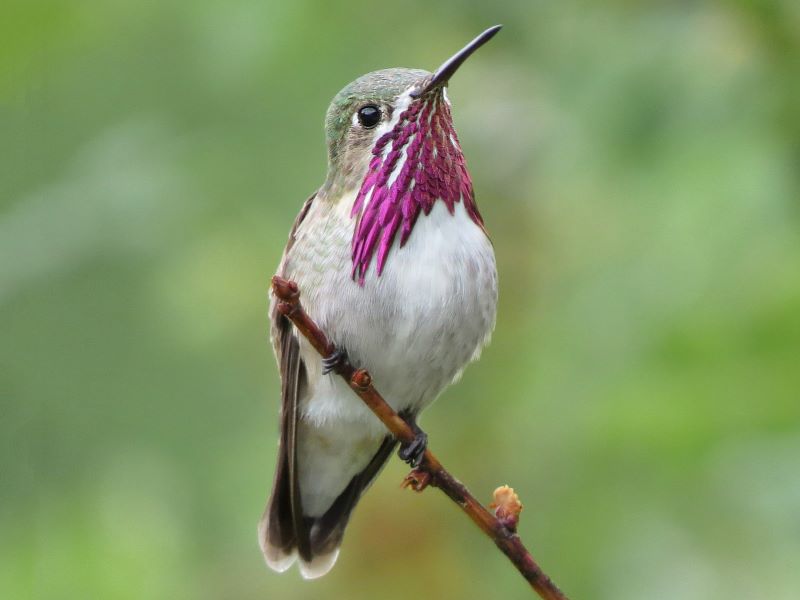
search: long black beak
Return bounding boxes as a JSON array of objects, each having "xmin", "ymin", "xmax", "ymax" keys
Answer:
[{"xmin": 411, "ymin": 25, "xmax": 502, "ymax": 98}]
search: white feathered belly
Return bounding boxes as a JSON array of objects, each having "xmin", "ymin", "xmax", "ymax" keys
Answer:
[{"xmin": 279, "ymin": 193, "xmax": 497, "ymax": 515}]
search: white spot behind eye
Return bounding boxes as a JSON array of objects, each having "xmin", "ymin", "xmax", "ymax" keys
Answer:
[
  {"xmin": 370, "ymin": 88, "xmax": 414, "ymax": 145},
  {"xmin": 348, "ymin": 88, "xmax": 416, "ymax": 161}
]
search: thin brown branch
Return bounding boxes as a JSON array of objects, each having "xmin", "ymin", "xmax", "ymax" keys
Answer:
[{"xmin": 272, "ymin": 276, "xmax": 569, "ymax": 600}]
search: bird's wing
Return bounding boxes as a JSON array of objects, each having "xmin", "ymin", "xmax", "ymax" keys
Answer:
[
  {"xmin": 269, "ymin": 191, "xmax": 316, "ymax": 358},
  {"xmin": 262, "ymin": 191, "xmax": 397, "ymax": 577},
  {"xmin": 262, "ymin": 192, "xmax": 316, "ymax": 565}
]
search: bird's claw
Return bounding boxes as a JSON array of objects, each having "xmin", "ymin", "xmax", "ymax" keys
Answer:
[
  {"xmin": 322, "ymin": 346, "xmax": 348, "ymax": 375},
  {"xmin": 402, "ymin": 468, "xmax": 431, "ymax": 492},
  {"xmin": 398, "ymin": 429, "xmax": 428, "ymax": 467}
]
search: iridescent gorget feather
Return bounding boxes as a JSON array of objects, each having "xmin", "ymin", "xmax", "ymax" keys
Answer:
[{"xmin": 350, "ymin": 93, "xmax": 484, "ymax": 284}]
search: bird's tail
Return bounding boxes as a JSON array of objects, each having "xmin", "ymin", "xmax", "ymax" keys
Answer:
[{"xmin": 258, "ymin": 435, "xmax": 397, "ymax": 579}]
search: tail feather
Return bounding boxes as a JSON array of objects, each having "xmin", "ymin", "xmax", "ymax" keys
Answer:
[{"xmin": 297, "ymin": 547, "xmax": 340, "ymax": 580}]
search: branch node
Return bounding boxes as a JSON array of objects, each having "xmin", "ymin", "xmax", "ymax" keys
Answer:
[
  {"xmin": 276, "ymin": 301, "xmax": 297, "ymax": 317},
  {"xmin": 351, "ymin": 368, "xmax": 372, "ymax": 389},
  {"xmin": 271, "ymin": 275, "xmax": 299, "ymax": 303}
]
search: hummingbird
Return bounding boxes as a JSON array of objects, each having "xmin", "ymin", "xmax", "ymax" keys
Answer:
[{"xmin": 260, "ymin": 26, "xmax": 501, "ymax": 579}]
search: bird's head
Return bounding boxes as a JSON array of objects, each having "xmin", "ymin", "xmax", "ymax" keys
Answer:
[{"xmin": 321, "ymin": 26, "xmax": 502, "ymax": 282}]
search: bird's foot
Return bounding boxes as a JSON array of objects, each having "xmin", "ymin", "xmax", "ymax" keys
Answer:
[
  {"xmin": 321, "ymin": 345, "xmax": 348, "ymax": 375},
  {"xmin": 398, "ymin": 414, "xmax": 428, "ymax": 467},
  {"xmin": 402, "ymin": 468, "xmax": 432, "ymax": 492}
]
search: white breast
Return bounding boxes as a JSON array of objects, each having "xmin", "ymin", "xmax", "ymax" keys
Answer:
[{"xmin": 286, "ymin": 194, "xmax": 498, "ymax": 437}]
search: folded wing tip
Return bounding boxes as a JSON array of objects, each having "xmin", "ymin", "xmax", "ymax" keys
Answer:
[{"xmin": 258, "ymin": 516, "xmax": 298, "ymax": 573}]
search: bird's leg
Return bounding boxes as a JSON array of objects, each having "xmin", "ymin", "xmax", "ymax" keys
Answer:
[
  {"xmin": 321, "ymin": 345, "xmax": 349, "ymax": 375},
  {"xmin": 398, "ymin": 411, "xmax": 428, "ymax": 467}
]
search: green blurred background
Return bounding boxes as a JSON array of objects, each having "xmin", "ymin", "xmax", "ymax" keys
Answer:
[{"xmin": 2, "ymin": 1, "xmax": 799, "ymax": 598}]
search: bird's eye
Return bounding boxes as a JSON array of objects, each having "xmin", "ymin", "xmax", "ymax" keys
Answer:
[{"xmin": 357, "ymin": 105, "xmax": 381, "ymax": 128}]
